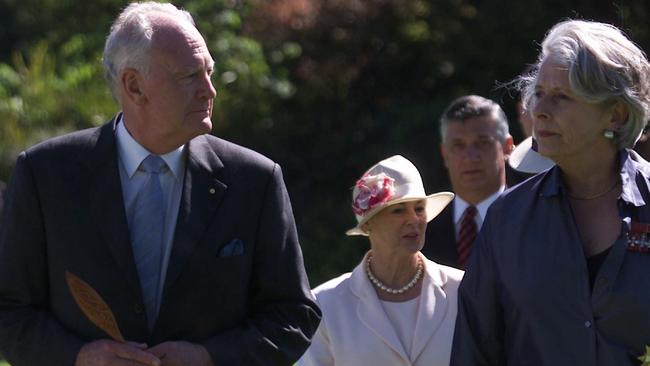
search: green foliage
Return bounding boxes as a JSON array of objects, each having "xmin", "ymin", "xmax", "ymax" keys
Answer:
[
  {"xmin": 241, "ymin": 0, "xmax": 650, "ymax": 285},
  {"xmin": 0, "ymin": 40, "xmax": 116, "ymax": 178},
  {"xmin": 0, "ymin": 0, "xmax": 285, "ymax": 179}
]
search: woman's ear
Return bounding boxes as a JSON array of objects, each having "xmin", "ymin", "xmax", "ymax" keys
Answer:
[{"xmin": 609, "ymin": 101, "xmax": 629, "ymax": 131}]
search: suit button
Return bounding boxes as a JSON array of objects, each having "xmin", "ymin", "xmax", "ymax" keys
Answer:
[{"xmin": 133, "ymin": 303, "xmax": 144, "ymax": 315}]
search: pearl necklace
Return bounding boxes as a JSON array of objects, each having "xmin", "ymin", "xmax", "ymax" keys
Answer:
[{"xmin": 366, "ymin": 255, "xmax": 423, "ymax": 294}]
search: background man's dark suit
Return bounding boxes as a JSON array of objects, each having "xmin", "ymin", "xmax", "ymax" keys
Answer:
[
  {"xmin": 421, "ymin": 204, "xmax": 457, "ymax": 267},
  {"xmin": 422, "ymin": 164, "xmax": 530, "ymax": 268},
  {"xmin": 0, "ymin": 117, "xmax": 321, "ymax": 365}
]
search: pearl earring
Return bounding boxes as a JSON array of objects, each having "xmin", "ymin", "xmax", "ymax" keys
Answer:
[{"xmin": 603, "ymin": 130, "xmax": 615, "ymax": 139}]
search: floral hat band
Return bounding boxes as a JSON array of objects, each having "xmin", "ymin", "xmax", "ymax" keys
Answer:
[
  {"xmin": 352, "ymin": 173, "xmax": 396, "ymax": 216},
  {"xmin": 346, "ymin": 155, "xmax": 454, "ymax": 236}
]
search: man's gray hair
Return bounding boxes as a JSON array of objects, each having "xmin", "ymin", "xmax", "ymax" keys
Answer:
[
  {"xmin": 102, "ymin": 2, "xmax": 196, "ymax": 101},
  {"xmin": 439, "ymin": 95, "xmax": 510, "ymax": 144},
  {"xmin": 518, "ymin": 20, "xmax": 650, "ymax": 149}
]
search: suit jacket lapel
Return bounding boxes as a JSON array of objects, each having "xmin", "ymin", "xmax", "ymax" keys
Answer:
[
  {"xmin": 411, "ymin": 260, "xmax": 450, "ymax": 362},
  {"xmin": 349, "ymin": 255, "xmax": 410, "ymax": 362},
  {"xmin": 81, "ymin": 116, "xmax": 142, "ymax": 299},
  {"xmin": 163, "ymin": 135, "xmax": 227, "ymax": 291}
]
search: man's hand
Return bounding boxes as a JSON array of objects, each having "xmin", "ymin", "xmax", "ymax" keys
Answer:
[
  {"xmin": 148, "ymin": 341, "xmax": 214, "ymax": 366},
  {"xmin": 75, "ymin": 339, "xmax": 161, "ymax": 366}
]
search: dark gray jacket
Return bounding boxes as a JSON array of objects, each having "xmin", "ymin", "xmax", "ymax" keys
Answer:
[{"xmin": 452, "ymin": 150, "xmax": 650, "ymax": 366}]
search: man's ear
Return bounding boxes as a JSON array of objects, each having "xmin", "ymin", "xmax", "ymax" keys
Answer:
[
  {"xmin": 503, "ymin": 135, "xmax": 514, "ymax": 158},
  {"xmin": 120, "ymin": 68, "xmax": 147, "ymax": 105}
]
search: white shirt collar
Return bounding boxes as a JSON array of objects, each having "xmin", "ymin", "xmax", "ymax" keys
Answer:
[
  {"xmin": 453, "ymin": 186, "xmax": 505, "ymax": 227},
  {"xmin": 115, "ymin": 114, "xmax": 185, "ymax": 179}
]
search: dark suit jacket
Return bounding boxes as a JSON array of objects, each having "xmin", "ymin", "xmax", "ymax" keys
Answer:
[
  {"xmin": 506, "ymin": 163, "xmax": 533, "ymax": 187},
  {"xmin": 423, "ymin": 166, "xmax": 532, "ymax": 268},
  {"xmin": 0, "ymin": 179, "xmax": 5, "ymax": 220},
  {"xmin": 421, "ymin": 204, "xmax": 458, "ymax": 268},
  {"xmin": 0, "ymin": 117, "xmax": 321, "ymax": 365}
]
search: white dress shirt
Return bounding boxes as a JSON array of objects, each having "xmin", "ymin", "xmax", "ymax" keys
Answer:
[{"xmin": 453, "ymin": 186, "xmax": 505, "ymax": 238}]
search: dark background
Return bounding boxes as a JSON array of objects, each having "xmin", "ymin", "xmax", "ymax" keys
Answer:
[{"xmin": 1, "ymin": 0, "xmax": 648, "ymax": 286}]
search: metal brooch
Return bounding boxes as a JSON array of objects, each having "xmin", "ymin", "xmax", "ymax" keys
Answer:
[{"xmin": 626, "ymin": 222, "xmax": 650, "ymax": 252}]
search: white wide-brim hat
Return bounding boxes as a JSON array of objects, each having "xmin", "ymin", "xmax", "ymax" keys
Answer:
[
  {"xmin": 346, "ymin": 155, "xmax": 454, "ymax": 236},
  {"xmin": 509, "ymin": 136, "xmax": 555, "ymax": 174}
]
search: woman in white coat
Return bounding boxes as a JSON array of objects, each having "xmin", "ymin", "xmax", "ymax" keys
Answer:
[{"xmin": 299, "ymin": 155, "xmax": 464, "ymax": 366}]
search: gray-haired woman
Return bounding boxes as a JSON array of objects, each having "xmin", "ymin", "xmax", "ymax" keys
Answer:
[{"xmin": 451, "ymin": 20, "xmax": 650, "ymax": 365}]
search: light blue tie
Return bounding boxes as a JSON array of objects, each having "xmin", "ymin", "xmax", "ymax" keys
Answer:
[{"xmin": 130, "ymin": 154, "xmax": 166, "ymax": 329}]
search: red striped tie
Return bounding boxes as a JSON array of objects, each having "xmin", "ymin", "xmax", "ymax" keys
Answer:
[{"xmin": 457, "ymin": 206, "xmax": 478, "ymax": 269}]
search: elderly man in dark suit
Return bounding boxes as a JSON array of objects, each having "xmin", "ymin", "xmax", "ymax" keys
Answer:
[
  {"xmin": 0, "ymin": 2, "xmax": 320, "ymax": 365},
  {"xmin": 422, "ymin": 95, "xmax": 521, "ymax": 269}
]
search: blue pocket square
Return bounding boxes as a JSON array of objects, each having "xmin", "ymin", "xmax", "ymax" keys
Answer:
[{"xmin": 218, "ymin": 238, "xmax": 244, "ymax": 257}]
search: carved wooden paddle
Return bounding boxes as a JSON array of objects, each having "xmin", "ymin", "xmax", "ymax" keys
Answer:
[{"xmin": 65, "ymin": 271, "xmax": 125, "ymax": 342}]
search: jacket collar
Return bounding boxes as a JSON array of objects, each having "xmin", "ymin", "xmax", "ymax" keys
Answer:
[
  {"xmin": 348, "ymin": 252, "xmax": 452, "ymax": 362},
  {"xmin": 539, "ymin": 149, "xmax": 649, "ymax": 207}
]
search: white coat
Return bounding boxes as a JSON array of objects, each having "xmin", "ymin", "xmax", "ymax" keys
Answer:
[{"xmin": 298, "ymin": 253, "xmax": 464, "ymax": 366}]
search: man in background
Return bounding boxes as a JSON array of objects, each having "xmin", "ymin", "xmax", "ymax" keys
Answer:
[
  {"xmin": 422, "ymin": 95, "xmax": 515, "ymax": 269},
  {"xmin": 0, "ymin": 2, "xmax": 320, "ymax": 365}
]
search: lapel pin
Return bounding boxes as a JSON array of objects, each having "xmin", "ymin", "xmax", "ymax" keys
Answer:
[{"xmin": 209, "ymin": 188, "xmax": 216, "ymax": 194}]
